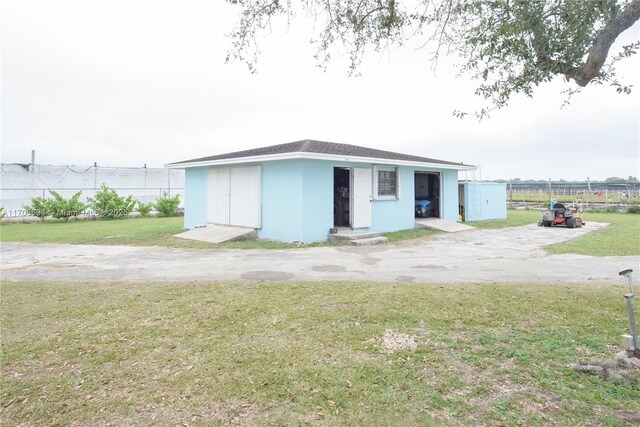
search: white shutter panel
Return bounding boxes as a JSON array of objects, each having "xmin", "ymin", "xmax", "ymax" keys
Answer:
[
  {"xmin": 352, "ymin": 168, "xmax": 372, "ymax": 228},
  {"xmin": 207, "ymin": 168, "xmax": 230, "ymax": 225},
  {"xmin": 229, "ymin": 166, "xmax": 261, "ymax": 228}
]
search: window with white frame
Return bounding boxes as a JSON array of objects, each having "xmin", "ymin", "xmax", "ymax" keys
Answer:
[{"xmin": 374, "ymin": 166, "xmax": 399, "ymax": 199}]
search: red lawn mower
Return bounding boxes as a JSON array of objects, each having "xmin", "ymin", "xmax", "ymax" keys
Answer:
[{"xmin": 539, "ymin": 202, "xmax": 584, "ymax": 228}]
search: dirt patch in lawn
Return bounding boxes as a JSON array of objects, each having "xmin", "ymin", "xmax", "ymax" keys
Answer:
[{"xmin": 380, "ymin": 330, "xmax": 418, "ymax": 352}]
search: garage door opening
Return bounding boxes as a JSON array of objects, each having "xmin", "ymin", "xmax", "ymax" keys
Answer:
[
  {"xmin": 333, "ymin": 167, "xmax": 351, "ymax": 227},
  {"xmin": 414, "ymin": 172, "xmax": 440, "ymax": 218},
  {"xmin": 458, "ymin": 184, "xmax": 465, "ymax": 221}
]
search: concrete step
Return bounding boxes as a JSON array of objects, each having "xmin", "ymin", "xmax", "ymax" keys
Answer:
[
  {"xmin": 327, "ymin": 231, "xmax": 383, "ymax": 242},
  {"xmin": 348, "ymin": 236, "xmax": 388, "ymax": 246},
  {"xmin": 415, "ymin": 218, "xmax": 474, "ymax": 233}
]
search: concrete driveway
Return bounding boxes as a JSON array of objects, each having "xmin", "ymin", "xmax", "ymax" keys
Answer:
[{"xmin": 2, "ymin": 222, "xmax": 638, "ymax": 283}]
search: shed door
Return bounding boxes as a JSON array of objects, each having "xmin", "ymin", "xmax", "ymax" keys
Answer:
[
  {"xmin": 207, "ymin": 166, "xmax": 261, "ymax": 228},
  {"xmin": 207, "ymin": 168, "xmax": 230, "ymax": 225},
  {"xmin": 352, "ymin": 168, "xmax": 372, "ymax": 228},
  {"xmin": 229, "ymin": 166, "xmax": 261, "ymax": 228}
]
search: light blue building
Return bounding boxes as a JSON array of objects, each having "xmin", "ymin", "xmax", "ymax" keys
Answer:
[
  {"xmin": 167, "ymin": 140, "xmax": 475, "ymax": 243},
  {"xmin": 458, "ymin": 182, "xmax": 507, "ymax": 221}
]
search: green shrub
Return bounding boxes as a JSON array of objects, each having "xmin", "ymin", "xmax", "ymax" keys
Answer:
[
  {"xmin": 154, "ymin": 192, "xmax": 180, "ymax": 217},
  {"xmin": 22, "ymin": 197, "xmax": 51, "ymax": 222},
  {"xmin": 0, "ymin": 207, "xmax": 5, "ymax": 219},
  {"xmin": 48, "ymin": 190, "xmax": 87, "ymax": 221},
  {"xmin": 88, "ymin": 184, "xmax": 136, "ymax": 219},
  {"xmin": 585, "ymin": 205, "xmax": 620, "ymax": 214},
  {"xmin": 627, "ymin": 204, "xmax": 640, "ymax": 214},
  {"xmin": 136, "ymin": 200, "xmax": 154, "ymax": 217}
]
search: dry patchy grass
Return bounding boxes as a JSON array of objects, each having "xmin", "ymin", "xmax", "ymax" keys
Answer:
[{"xmin": 1, "ymin": 281, "xmax": 639, "ymax": 426}]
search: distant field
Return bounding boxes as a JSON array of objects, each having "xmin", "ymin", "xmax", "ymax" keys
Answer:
[
  {"xmin": 508, "ymin": 190, "xmax": 639, "ymax": 205},
  {"xmin": 2, "ymin": 281, "xmax": 638, "ymax": 426}
]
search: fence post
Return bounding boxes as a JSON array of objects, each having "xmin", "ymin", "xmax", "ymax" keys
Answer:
[{"xmin": 509, "ymin": 180, "xmax": 513, "ymax": 205}]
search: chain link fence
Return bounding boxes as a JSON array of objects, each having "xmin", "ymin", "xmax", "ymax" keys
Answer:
[{"xmin": 1, "ymin": 164, "xmax": 184, "ymax": 218}]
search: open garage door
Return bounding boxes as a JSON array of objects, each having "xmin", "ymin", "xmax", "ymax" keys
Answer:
[
  {"xmin": 414, "ymin": 171, "xmax": 440, "ymax": 218},
  {"xmin": 207, "ymin": 166, "xmax": 261, "ymax": 228}
]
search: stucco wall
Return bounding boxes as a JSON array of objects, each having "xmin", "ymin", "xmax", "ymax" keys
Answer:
[
  {"xmin": 184, "ymin": 167, "xmax": 207, "ymax": 229},
  {"xmin": 297, "ymin": 160, "xmax": 423, "ymax": 242},
  {"xmin": 370, "ymin": 166, "xmax": 415, "ymax": 232},
  {"xmin": 300, "ymin": 160, "xmax": 333, "ymax": 242},
  {"xmin": 440, "ymin": 169, "xmax": 460, "ymax": 222},
  {"xmin": 182, "ymin": 160, "xmax": 464, "ymax": 242},
  {"xmin": 258, "ymin": 160, "xmax": 304, "ymax": 242},
  {"xmin": 461, "ymin": 182, "xmax": 507, "ymax": 221}
]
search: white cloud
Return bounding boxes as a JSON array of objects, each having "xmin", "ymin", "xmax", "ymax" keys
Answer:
[{"xmin": 1, "ymin": 0, "xmax": 638, "ymax": 181}]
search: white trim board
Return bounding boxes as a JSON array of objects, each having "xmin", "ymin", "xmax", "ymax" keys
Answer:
[{"xmin": 166, "ymin": 152, "xmax": 476, "ymax": 171}]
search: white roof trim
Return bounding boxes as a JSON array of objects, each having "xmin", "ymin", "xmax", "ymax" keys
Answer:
[{"xmin": 166, "ymin": 152, "xmax": 476, "ymax": 171}]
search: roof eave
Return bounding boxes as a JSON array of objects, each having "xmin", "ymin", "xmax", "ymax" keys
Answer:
[{"xmin": 165, "ymin": 152, "xmax": 476, "ymax": 171}]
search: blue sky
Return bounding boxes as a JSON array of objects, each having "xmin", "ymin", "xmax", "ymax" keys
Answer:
[{"xmin": 1, "ymin": 0, "xmax": 639, "ymax": 180}]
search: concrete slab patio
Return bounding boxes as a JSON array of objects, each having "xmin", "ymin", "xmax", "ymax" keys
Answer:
[
  {"xmin": 174, "ymin": 224, "xmax": 256, "ymax": 244},
  {"xmin": 2, "ymin": 222, "xmax": 639, "ymax": 284},
  {"xmin": 415, "ymin": 218, "xmax": 475, "ymax": 233}
]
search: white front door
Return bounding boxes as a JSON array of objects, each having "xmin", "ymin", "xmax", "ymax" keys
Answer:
[
  {"xmin": 207, "ymin": 166, "xmax": 261, "ymax": 228},
  {"xmin": 352, "ymin": 168, "xmax": 372, "ymax": 228}
]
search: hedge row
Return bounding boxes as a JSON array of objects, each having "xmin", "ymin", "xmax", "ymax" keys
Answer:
[{"xmin": 17, "ymin": 184, "xmax": 180, "ymax": 221}]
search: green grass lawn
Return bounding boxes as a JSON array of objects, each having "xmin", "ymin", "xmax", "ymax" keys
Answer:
[
  {"xmin": 0, "ymin": 217, "xmax": 449, "ymax": 249},
  {"xmin": 382, "ymin": 228, "xmax": 440, "ymax": 243},
  {"xmin": 1, "ymin": 211, "xmax": 638, "ymax": 255},
  {"xmin": 545, "ymin": 212, "xmax": 640, "ymax": 256},
  {"xmin": 1, "ymin": 281, "xmax": 638, "ymax": 426},
  {"xmin": 0, "ymin": 217, "xmax": 330, "ymax": 250},
  {"xmin": 467, "ymin": 210, "xmax": 640, "ymax": 256},
  {"xmin": 465, "ymin": 209, "xmax": 541, "ymax": 229}
]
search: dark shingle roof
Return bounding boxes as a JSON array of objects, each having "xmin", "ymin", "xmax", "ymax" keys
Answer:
[{"xmin": 168, "ymin": 139, "xmax": 467, "ymax": 167}]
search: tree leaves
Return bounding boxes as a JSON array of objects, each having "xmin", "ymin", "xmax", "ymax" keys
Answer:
[{"xmin": 225, "ymin": 0, "xmax": 640, "ymax": 117}]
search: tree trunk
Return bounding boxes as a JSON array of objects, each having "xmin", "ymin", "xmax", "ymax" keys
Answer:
[{"xmin": 565, "ymin": 0, "xmax": 640, "ymax": 86}]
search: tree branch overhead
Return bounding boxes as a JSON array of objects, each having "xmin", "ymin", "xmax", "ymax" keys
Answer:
[{"xmin": 225, "ymin": 0, "xmax": 640, "ymax": 116}]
